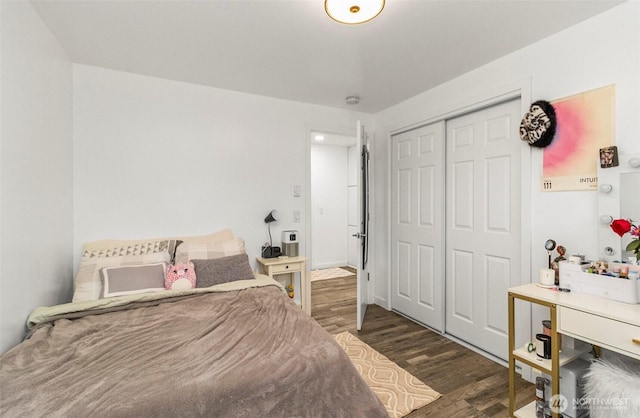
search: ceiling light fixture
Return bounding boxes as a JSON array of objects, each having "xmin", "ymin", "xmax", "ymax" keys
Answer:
[
  {"xmin": 314, "ymin": 135, "xmax": 325, "ymax": 141},
  {"xmin": 346, "ymin": 95, "xmax": 360, "ymax": 105},
  {"xmin": 325, "ymin": 0, "xmax": 385, "ymax": 25}
]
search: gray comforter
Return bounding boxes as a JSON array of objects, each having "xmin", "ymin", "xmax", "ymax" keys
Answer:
[{"xmin": 0, "ymin": 280, "xmax": 387, "ymax": 418}]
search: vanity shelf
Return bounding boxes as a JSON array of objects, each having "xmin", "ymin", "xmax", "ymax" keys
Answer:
[
  {"xmin": 508, "ymin": 283, "xmax": 640, "ymax": 418},
  {"xmin": 512, "ymin": 345, "xmax": 586, "ymax": 374},
  {"xmin": 513, "ymin": 401, "xmax": 536, "ymax": 418}
]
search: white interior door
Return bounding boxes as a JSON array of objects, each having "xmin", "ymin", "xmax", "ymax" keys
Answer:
[
  {"xmin": 445, "ymin": 99, "xmax": 521, "ymax": 360},
  {"xmin": 390, "ymin": 122, "xmax": 445, "ymax": 332},
  {"xmin": 355, "ymin": 121, "xmax": 369, "ymax": 331},
  {"xmin": 347, "ymin": 145, "xmax": 359, "ymax": 268}
]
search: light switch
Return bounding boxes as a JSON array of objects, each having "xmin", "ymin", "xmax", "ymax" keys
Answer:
[
  {"xmin": 293, "ymin": 185, "xmax": 301, "ymax": 197},
  {"xmin": 293, "ymin": 211, "xmax": 300, "ymax": 222}
]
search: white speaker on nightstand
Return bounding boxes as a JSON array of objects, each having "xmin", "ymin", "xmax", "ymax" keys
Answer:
[{"xmin": 282, "ymin": 230, "xmax": 298, "ymax": 257}]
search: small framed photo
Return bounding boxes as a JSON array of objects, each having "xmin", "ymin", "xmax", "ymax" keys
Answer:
[{"xmin": 599, "ymin": 146, "xmax": 619, "ymax": 168}]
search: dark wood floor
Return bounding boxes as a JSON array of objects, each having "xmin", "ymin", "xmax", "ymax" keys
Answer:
[{"xmin": 311, "ymin": 273, "xmax": 535, "ymax": 418}]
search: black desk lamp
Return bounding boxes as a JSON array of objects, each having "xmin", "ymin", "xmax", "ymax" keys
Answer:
[{"xmin": 262, "ymin": 210, "xmax": 281, "ymax": 258}]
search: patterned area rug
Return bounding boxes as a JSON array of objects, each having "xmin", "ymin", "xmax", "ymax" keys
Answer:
[
  {"xmin": 334, "ymin": 331, "xmax": 441, "ymax": 418},
  {"xmin": 310, "ymin": 267, "xmax": 354, "ymax": 282}
]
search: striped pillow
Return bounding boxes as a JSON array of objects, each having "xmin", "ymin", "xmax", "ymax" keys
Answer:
[
  {"xmin": 82, "ymin": 239, "xmax": 181, "ymax": 263},
  {"xmin": 81, "ymin": 229, "xmax": 234, "ymax": 253}
]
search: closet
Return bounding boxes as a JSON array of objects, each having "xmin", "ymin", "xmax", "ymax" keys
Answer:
[{"xmin": 391, "ymin": 98, "xmax": 522, "ymax": 360}]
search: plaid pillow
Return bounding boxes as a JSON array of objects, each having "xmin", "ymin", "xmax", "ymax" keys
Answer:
[{"xmin": 174, "ymin": 238, "xmax": 246, "ymax": 264}]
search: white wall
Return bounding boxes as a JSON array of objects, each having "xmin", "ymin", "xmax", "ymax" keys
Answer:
[
  {"xmin": 0, "ymin": 1, "xmax": 73, "ymax": 353},
  {"xmin": 371, "ymin": 1, "xmax": 640, "ymax": 306},
  {"xmin": 311, "ymin": 144, "xmax": 349, "ymax": 269},
  {"xmin": 73, "ymin": 65, "xmax": 370, "ymax": 270}
]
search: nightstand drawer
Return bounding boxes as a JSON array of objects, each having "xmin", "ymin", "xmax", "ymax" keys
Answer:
[
  {"xmin": 271, "ymin": 263, "xmax": 301, "ymax": 274},
  {"xmin": 558, "ymin": 306, "xmax": 640, "ymax": 358}
]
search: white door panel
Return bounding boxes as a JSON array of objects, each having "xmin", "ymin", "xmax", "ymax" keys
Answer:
[
  {"xmin": 445, "ymin": 99, "xmax": 521, "ymax": 360},
  {"xmin": 486, "ymin": 156, "xmax": 512, "ymax": 232},
  {"xmin": 418, "ymin": 244, "xmax": 437, "ymax": 309},
  {"xmin": 452, "ymin": 161, "xmax": 474, "ymax": 229},
  {"xmin": 396, "ymin": 240, "xmax": 411, "ymax": 298},
  {"xmin": 391, "ymin": 122, "xmax": 445, "ymax": 332},
  {"xmin": 486, "ymin": 255, "xmax": 510, "ymax": 334},
  {"xmin": 450, "ymin": 249, "xmax": 474, "ymax": 327}
]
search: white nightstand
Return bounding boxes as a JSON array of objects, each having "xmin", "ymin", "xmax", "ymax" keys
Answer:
[{"xmin": 256, "ymin": 256, "xmax": 309, "ymax": 315}]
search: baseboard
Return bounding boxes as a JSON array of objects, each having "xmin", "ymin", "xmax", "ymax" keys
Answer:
[
  {"xmin": 374, "ymin": 295, "xmax": 388, "ymax": 309},
  {"xmin": 443, "ymin": 334, "xmax": 507, "ymax": 368}
]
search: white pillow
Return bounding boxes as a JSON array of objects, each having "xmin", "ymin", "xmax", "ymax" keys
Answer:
[
  {"xmin": 73, "ymin": 251, "xmax": 170, "ymax": 303},
  {"xmin": 101, "ymin": 263, "xmax": 167, "ymax": 298}
]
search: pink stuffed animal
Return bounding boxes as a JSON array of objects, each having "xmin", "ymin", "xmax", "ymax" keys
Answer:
[{"xmin": 165, "ymin": 262, "xmax": 196, "ymax": 290}]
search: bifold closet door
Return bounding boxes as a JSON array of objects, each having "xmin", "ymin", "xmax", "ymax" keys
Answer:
[
  {"xmin": 444, "ymin": 98, "xmax": 521, "ymax": 360},
  {"xmin": 391, "ymin": 122, "xmax": 445, "ymax": 332}
]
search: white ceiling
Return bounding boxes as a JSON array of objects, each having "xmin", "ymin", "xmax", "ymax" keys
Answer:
[{"xmin": 31, "ymin": 0, "xmax": 625, "ymax": 113}]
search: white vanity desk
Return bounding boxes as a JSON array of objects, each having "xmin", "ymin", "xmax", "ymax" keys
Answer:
[{"xmin": 508, "ymin": 283, "xmax": 640, "ymax": 417}]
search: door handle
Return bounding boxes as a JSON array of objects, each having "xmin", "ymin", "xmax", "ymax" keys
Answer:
[{"xmin": 352, "ymin": 232, "xmax": 367, "ymax": 239}]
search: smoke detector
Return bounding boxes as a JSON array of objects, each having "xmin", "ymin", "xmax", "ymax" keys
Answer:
[{"xmin": 346, "ymin": 95, "xmax": 360, "ymax": 105}]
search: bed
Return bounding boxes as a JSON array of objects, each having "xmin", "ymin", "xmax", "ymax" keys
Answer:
[{"xmin": 0, "ymin": 230, "xmax": 387, "ymax": 417}]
